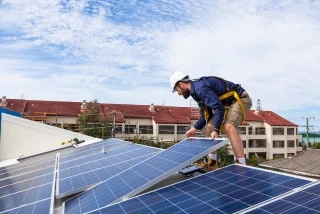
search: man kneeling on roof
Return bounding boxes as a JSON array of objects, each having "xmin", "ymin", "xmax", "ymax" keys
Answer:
[{"xmin": 170, "ymin": 71, "xmax": 252, "ymax": 170}]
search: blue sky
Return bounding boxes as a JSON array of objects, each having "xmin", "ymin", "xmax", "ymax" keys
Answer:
[{"xmin": 0, "ymin": 0, "xmax": 319, "ymax": 132}]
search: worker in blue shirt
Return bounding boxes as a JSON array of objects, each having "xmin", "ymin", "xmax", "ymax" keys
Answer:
[{"xmin": 170, "ymin": 71, "xmax": 252, "ymax": 170}]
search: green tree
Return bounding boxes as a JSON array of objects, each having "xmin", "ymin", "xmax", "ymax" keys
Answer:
[
  {"xmin": 76, "ymin": 99, "xmax": 111, "ymax": 139},
  {"xmin": 247, "ymin": 155, "xmax": 265, "ymax": 167},
  {"xmin": 312, "ymin": 142, "xmax": 320, "ymax": 149},
  {"xmin": 217, "ymin": 144, "xmax": 233, "ymax": 167}
]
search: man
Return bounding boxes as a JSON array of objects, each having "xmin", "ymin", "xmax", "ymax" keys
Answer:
[{"xmin": 170, "ymin": 71, "xmax": 252, "ymax": 170}]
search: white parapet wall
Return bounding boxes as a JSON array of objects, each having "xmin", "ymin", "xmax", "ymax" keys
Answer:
[{"xmin": 0, "ymin": 113, "xmax": 96, "ymax": 161}]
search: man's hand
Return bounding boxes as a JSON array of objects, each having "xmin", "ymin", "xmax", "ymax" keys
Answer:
[
  {"xmin": 184, "ymin": 127, "xmax": 197, "ymax": 138},
  {"xmin": 210, "ymin": 131, "xmax": 219, "ymax": 139}
]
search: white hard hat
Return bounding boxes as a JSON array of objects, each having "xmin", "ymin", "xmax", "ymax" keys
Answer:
[{"xmin": 170, "ymin": 71, "xmax": 190, "ymax": 92}]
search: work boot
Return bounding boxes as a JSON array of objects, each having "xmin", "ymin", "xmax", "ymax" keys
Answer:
[
  {"xmin": 194, "ymin": 157, "xmax": 218, "ymax": 171},
  {"xmin": 207, "ymin": 158, "xmax": 218, "ymax": 171}
]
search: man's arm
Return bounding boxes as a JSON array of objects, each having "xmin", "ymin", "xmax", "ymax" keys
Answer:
[
  {"xmin": 184, "ymin": 113, "xmax": 206, "ymax": 138},
  {"xmin": 193, "ymin": 114, "xmax": 206, "ymax": 130},
  {"xmin": 200, "ymin": 86, "xmax": 225, "ymax": 133}
]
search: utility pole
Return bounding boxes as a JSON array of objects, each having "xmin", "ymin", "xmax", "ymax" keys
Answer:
[
  {"xmin": 112, "ymin": 110, "xmax": 117, "ymax": 138},
  {"xmin": 301, "ymin": 117, "xmax": 315, "ymax": 149}
]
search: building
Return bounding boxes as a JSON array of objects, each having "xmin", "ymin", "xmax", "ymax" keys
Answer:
[
  {"xmin": 260, "ymin": 149, "xmax": 320, "ymax": 178},
  {"xmin": 1, "ymin": 96, "xmax": 302, "ymax": 160},
  {"xmin": 239, "ymin": 109, "xmax": 302, "ymax": 160}
]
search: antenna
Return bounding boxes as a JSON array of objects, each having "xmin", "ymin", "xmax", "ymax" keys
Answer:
[{"xmin": 254, "ymin": 99, "xmax": 261, "ymax": 115}]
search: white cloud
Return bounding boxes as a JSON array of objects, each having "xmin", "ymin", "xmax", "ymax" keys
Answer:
[{"xmin": 0, "ymin": 0, "xmax": 319, "ymax": 130}]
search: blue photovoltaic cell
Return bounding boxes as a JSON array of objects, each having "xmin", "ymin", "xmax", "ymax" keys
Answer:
[
  {"xmin": 0, "ymin": 166, "xmax": 55, "ymax": 213},
  {"xmin": 0, "ymin": 159, "xmax": 56, "ymax": 180},
  {"xmin": 0, "ymin": 157, "xmax": 55, "ymax": 174},
  {"xmin": 247, "ymin": 183, "xmax": 320, "ymax": 214},
  {"xmin": 0, "ymin": 166, "xmax": 54, "ymax": 188},
  {"xmin": 59, "ymin": 139, "xmax": 129, "ymax": 163},
  {"xmin": 89, "ymin": 165, "xmax": 313, "ymax": 214},
  {"xmin": 57, "ymin": 145, "xmax": 160, "ymax": 198},
  {"xmin": 59, "ymin": 143, "xmax": 151, "ymax": 171},
  {"xmin": 2, "ymin": 198, "xmax": 51, "ymax": 214},
  {"xmin": 63, "ymin": 138, "xmax": 228, "ymax": 214},
  {"xmin": 0, "ymin": 173, "xmax": 54, "ymax": 197}
]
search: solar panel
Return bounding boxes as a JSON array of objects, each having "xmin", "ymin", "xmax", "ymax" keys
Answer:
[
  {"xmin": 243, "ymin": 182, "xmax": 320, "ymax": 214},
  {"xmin": 2, "ymin": 198, "xmax": 52, "ymax": 214},
  {"xmin": 56, "ymin": 144, "xmax": 161, "ymax": 198},
  {"xmin": 88, "ymin": 164, "xmax": 315, "ymax": 214},
  {"xmin": 59, "ymin": 139, "xmax": 130, "ymax": 163},
  {"xmin": 63, "ymin": 137, "xmax": 229, "ymax": 214},
  {"xmin": 0, "ymin": 166, "xmax": 55, "ymax": 188},
  {"xmin": 0, "ymin": 159, "xmax": 57, "ymax": 213},
  {"xmin": 0, "ymin": 172, "xmax": 54, "ymax": 197},
  {"xmin": 0, "ymin": 159, "xmax": 56, "ymax": 180}
]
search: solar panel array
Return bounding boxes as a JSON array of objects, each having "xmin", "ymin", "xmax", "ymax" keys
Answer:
[
  {"xmin": 0, "ymin": 139, "xmax": 124, "ymax": 213},
  {"xmin": 245, "ymin": 183, "xmax": 320, "ymax": 214},
  {"xmin": 63, "ymin": 138, "xmax": 229, "ymax": 214},
  {"xmin": 2, "ymin": 137, "xmax": 320, "ymax": 214},
  {"xmin": 88, "ymin": 165, "xmax": 316, "ymax": 214},
  {"xmin": 0, "ymin": 159, "xmax": 57, "ymax": 213},
  {"xmin": 57, "ymin": 144, "xmax": 161, "ymax": 198},
  {"xmin": 59, "ymin": 139, "xmax": 129, "ymax": 163}
]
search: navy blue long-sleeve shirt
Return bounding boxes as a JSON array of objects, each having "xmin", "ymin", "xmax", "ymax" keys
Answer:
[{"xmin": 191, "ymin": 77, "xmax": 245, "ymax": 130}]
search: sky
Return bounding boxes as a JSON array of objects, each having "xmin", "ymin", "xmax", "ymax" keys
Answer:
[{"xmin": 0, "ymin": 0, "xmax": 319, "ymax": 132}]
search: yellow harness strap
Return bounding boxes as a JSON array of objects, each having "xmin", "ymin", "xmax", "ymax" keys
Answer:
[
  {"xmin": 202, "ymin": 91, "xmax": 246, "ymax": 134},
  {"xmin": 219, "ymin": 91, "xmax": 246, "ymax": 123}
]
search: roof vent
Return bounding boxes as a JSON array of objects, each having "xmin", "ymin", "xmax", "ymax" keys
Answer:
[
  {"xmin": 80, "ymin": 100, "xmax": 87, "ymax": 113},
  {"xmin": 1, "ymin": 96, "xmax": 7, "ymax": 107},
  {"xmin": 254, "ymin": 99, "xmax": 262, "ymax": 115},
  {"xmin": 149, "ymin": 103, "xmax": 155, "ymax": 112}
]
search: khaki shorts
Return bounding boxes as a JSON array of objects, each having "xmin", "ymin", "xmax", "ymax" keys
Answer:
[
  {"xmin": 205, "ymin": 94, "xmax": 252, "ymax": 136},
  {"xmin": 224, "ymin": 95, "xmax": 252, "ymax": 127}
]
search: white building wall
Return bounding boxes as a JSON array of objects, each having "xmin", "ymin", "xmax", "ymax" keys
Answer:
[
  {"xmin": 230, "ymin": 122, "xmax": 302, "ymax": 160},
  {"xmin": 45, "ymin": 116, "xmax": 77, "ymax": 126},
  {"xmin": 0, "ymin": 114, "xmax": 95, "ymax": 161}
]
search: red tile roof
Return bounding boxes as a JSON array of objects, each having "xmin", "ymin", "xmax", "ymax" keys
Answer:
[
  {"xmin": 24, "ymin": 100, "xmax": 82, "ymax": 117},
  {"xmin": 2, "ymin": 99, "xmax": 27, "ymax": 113},
  {"xmin": 2, "ymin": 98, "xmax": 297, "ymax": 126},
  {"xmin": 245, "ymin": 110, "xmax": 297, "ymax": 126}
]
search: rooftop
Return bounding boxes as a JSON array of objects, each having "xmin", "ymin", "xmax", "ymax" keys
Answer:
[{"xmin": 2, "ymin": 98, "xmax": 298, "ymax": 126}]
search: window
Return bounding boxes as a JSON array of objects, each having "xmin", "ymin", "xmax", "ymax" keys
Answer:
[
  {"xmin": 273, "ymin": 140, "xmax": 284, "ymax": 148},
  {"xmin": 287, "ymin": 153, "xmax": 295, "ymax": 157},
  {"xmin": 125, "ymin": 125, "xmax": 136, "ymax": 134},
  {"xmin": 273, "ymin": 154, "xmax": 285, "ymax": 159},
  {"xmin": 273, "ymin": 128, "xmax": 284, "ymax": 135},
  {"xmin": 249, "ymin": 139, "xmax": 266, "ymax": 148},
  {"xmin": 139, "ymin": 125, "xmax": 153, "ymax": 134},
  {"xmin": 177, "ymin": 126, "xmax": 189, "ymax": 134},
  {"xmin": 287, "ymin": 128, "xmax": 294, "ymax": 135},
  {"xmin": 287, "ymin": 140, "xmax": 295, "ymax": 147},
  {"xmin": 238, "ymin": 127, "xmax": 246, "ymax": 135},
  {"xmin": 248, "ymin": 127, "xmax": 253, "ymax": 135},
  {"xmin": 255, "ymin": 127, "xmax": 265, "ymax": 135},
  {"xmin": 242, "ymin": 140, "xmax": 246, "ymax": 148},
  {"xmin": 114, "ymin": 125, "xmax": 123, "ymax": 133},
  {"xmin": 249, "ymin": 152, "xmax": 266, "ymax": 159},
  {"xmin": 159, "ymin": 125, "xmax": 174, "ymax": 134}
]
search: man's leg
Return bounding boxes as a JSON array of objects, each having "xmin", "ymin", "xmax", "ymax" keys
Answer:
[
  {"xmin": 224, "ymin": 123, "xmax": 245, "ymax": 164},
  {"xmin": 224, "ymin": 95, "xmax": 252, "ymax": 164},
  {"xmin": 205, "ymin": 119, "xmax": 218, "ymax": 170}
]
